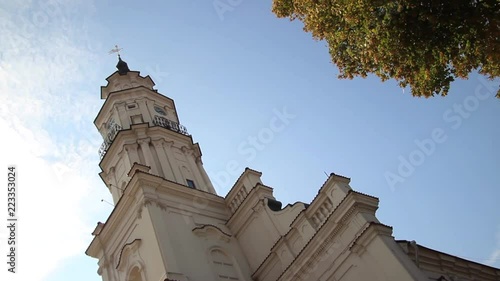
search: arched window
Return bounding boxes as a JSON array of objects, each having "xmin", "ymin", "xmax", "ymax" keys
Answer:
[{"xmin": 211, "ymin": 249, "xmax": 239, "ymax": 280}]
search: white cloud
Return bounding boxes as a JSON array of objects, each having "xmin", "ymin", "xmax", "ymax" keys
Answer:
[
  {"xmin": 485, "ymin": 226, "xmax": 500, "ymax": 268},
  {"xmin": 0, "ymin": 1, "xmax": 111, "ymax": 280},
  {"xmin": 0, "ymin": 119, "xmax": 90, "ymax": 279}
]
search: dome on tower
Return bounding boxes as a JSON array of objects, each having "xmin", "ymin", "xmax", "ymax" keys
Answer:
[{"xmin": 116, "ymin": 55, "xmax": 130, "ymax": 75}]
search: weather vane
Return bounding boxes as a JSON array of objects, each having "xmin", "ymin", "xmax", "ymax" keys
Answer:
[{"xmin": 108, "ymin": 44, "xmax": 123, "ymax": 57}]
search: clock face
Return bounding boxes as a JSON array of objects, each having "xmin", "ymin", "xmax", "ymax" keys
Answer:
[{"xmin": 154, "ymin": 106, "xmax": 166, "ymax": 116}]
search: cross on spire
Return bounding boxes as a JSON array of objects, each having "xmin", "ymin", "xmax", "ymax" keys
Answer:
[{"xmin": 109, "ymin": 45, "xmax": 123, "ymax": 57}]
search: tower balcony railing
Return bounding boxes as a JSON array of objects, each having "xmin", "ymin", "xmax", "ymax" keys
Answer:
[
  {"xmin": 153, "ymin": 115, "xmax": 189, "ymax": 136},
  {"xmin": 98, "ymin": 123, "xmax": 122, "ymax": 159}
]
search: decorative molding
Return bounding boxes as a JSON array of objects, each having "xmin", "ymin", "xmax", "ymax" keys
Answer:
[
  {"xmin": 136, "ymin": 204, "xmax": 144, "ymax": 220},
  {"xmin": 137, "ymin": 137, "xmax": 151, "ymax": 146},
  {"xmin": 164, "ymin": 141, "xmax": 174, "ymax": 149},
  {"xmin": 252, "ymin": 198, "xmax": 267, "ymax": 213},
  {"xmin": 348, "ymin": 222, "xmax": 393, "ymax": 255},
  {"xmin": 116, "ymin": 239, "xmax": 142, "ymax": 270},
  {"xmin": 192, "ymin": 224, "xmax": 232, "ymax": 243},
  {"xmin": 127, "ymin": 162, "xmax": 151, "ymax": 177},
  {"xmin": 181, "ymin": 146, "xmax": 194, "ymax": 156},
  {"xmin": 97, "ymin": 259, "xmax": 109, "ymax": 276},
  {"xmin": 92, "ymin": 222, "xmax": 105, "ymax": 236},
  {"xmin": 274, "ymin": 196, "xmax": 362, "ymax": 280},
  {"xmin": 136, "ymin": 194, "xmax": 169, "ymax": 220},
  {"xmin": 143, "ymin": 197, "xmax": 168, "ymax": 212},
  {"xmin": 143, "ymin": 198, "xmax": 154, "ymax": 207},
  {"xmin": 195, "ymin": 156, "xmax": 203, "ymax": 164},
  {"xmin": 123, "ymin": 143, "xmax": 139, "ymax": 152},
  {"xmin": 151, "ymin": 138, "xmax": 165, "ymax": 148}
]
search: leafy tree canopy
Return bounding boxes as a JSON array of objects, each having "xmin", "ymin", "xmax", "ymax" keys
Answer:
[{"xmin": 272, "ymin": 0, "xmax": 499, "ymax": 98}]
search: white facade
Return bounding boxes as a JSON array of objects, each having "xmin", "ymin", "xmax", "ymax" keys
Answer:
[{"xmin": 86, "ymin": 60, "xmax": 500, "ymax": 281}]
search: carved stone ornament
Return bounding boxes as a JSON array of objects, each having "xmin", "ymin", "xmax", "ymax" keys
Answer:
[
  {"xmin": 137, "ymin": 197, "xmax": 167, "ymax": 219},
  {"xmin": 192, "ymin": 224, "xmax": 232, "ymax": 243},
  {"xmin": 116, "ymin": 239, "xmax": 142, "ymax": 271},
  {"xmin": 181, "ymin": 146, "xmax": 194, "ymax": 156}
]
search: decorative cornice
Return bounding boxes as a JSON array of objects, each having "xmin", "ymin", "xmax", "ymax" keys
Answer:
[
  {"xmin": 226, "ymin": 183, "xmax": 274, "ymax": 226},
  {"xmin": 98, "ymin": 125, "xmax": 193, "ymax": 169},
  {"xmin": 396, "ymin": 240, "xmax": 500, "ymax": 274},
  {"xmin": 348, "ymin": 222, "xmax": 393, "ymax": 255},
  {"xmin": 92, "ymin": 222, "xmax": 105, "ymax": 236},
  {"xmin": 224, "ymin": 168, "xmax": 263, "ymax": 200},
  {"xmin": 127, "ymin": 162, "xmax": 151, "ymax": 177}
]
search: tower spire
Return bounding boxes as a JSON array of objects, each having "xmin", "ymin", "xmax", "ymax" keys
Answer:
[{"xmin": 109, "ymin": 44, "xmax": 130, "ymax": 75}]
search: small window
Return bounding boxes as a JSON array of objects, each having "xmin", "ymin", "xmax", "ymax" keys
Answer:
[
  {"xmin": 127, "ymin": 103, "xmax": 137, "ymax": 109},
  {"xmin": 186, "ymin": 179, "xmax": 196, "ymax": 189}
]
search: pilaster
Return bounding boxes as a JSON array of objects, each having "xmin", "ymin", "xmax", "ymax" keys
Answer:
[
  {"xmin": 137, "ymin": 99, "xmax": 152, "ymax": 124},
  {"xmin": 152, "ymin": 139, "xmax": 175, "ymax": 181},
  {"xmin": 138, "ymin": 138, "xmax": 158, "ymax": 175},
  {"xmin": 124, "ymin": 143, "xmax": 140, "ymax": 165},
  {"xmin": 163, "ymin": 141, "xmax": 184, "ymax": 183},
  {"xmin": 196, "ymin": 156, "xmax": 216, "ymax": 194},
  {"xmin": 117, "ymin": 103, "xmax": 129, "ymax": 129},
  {"xmin": 182, "ymin": 146, "xmax": 207, "ymax": 191}
]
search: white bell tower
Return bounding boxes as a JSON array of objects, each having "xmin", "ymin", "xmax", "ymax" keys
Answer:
[
  {"xmin": 95, "ymin": 56, "xmax": 216, "ymax": 203},
  {"xmin": 86, "ymin": 55, "xmax": 253, "ymax": 281}
]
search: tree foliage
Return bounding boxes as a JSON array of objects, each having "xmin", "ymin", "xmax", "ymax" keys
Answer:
[{"xmin": 272, "ymin": 0, "xmax": 499, "ymax": 98}]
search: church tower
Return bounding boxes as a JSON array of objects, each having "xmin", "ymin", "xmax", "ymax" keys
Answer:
[
  {"xmin": 86, "ymin": 57, "xmax": 254, "ymax": 281},
  {"xmin": 95, "ymin": 56, "xmax": 216, "ymax": 203}
]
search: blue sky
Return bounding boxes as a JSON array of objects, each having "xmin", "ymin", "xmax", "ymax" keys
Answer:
[{"xmin": 0, "ymin": 1, "xmax": 499, "ymax": 281}]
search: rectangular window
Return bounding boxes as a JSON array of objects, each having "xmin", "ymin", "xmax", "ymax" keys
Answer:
[{"xmin": 186, "ymin": 179, "xmax": 196, "ymax": 189}]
